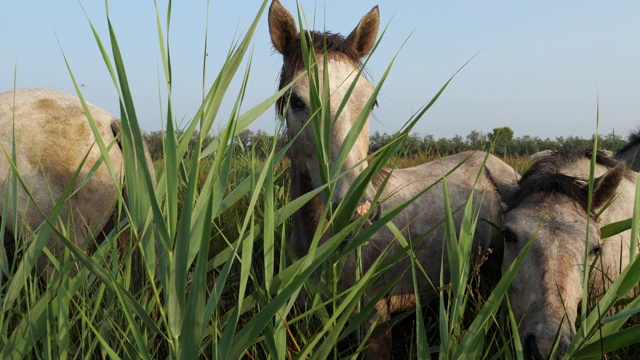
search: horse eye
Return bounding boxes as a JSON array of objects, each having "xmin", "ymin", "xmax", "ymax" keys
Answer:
[
  {"xmin": 287, "ymin": 93, "xmax": 306, "ymax": 111},
  {"xmin": 590, "ymin": 245, "xmax": 603, "ymax": 257},
  {"xmin": 502, "ymin": 229, "xmax": 518, "ymax": 243}
]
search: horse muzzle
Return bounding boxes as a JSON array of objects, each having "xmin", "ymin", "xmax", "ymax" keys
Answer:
[{"xmin": 523, "ymin": 332, "xmax": 570, "ymax": 360}]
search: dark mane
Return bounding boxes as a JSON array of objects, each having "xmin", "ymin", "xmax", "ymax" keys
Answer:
[
  {"xmin": 616, "ymin": 129, "xmax": 640, "ymax": 155},
  {"xmin": 276, "ymin": 31, "xmax": 363, "ymax": 115},
  {"xmin": 506, "ymin": 146, "xmax": 628, "ymax": 217}
]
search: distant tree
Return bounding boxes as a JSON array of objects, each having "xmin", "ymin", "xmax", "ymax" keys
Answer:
[
  {"xmin": 489, "ymin": 126, "xmax": 514, "ymax": 156},
  {"xmin": 144, "ymin": 130, "xmax": 165, "ymax": 160},
  {"xmin": 237, "ymin": 129, "xmax": 254, "ymax": 148},
  {"xmin": 449, "ymin": 135, "xmax": 467, "ymax": 153},
  {"xmin": 400, "ymin": 132, "xmax": 423, "ymax": 157},
  {"xmin": 143, "ymin": 127, "xmax": 620, "ymax": 162},
  {"xmin": 421, "ymin": 134, "xmax": 436, "ymax": 156},
  {"xmin": 560, "ymin": 135, "xmax": 590, "ymax": 149},
  {"xmin": 466, "ymin": 130, "xmax": 488, "ymax": 150},
  {"xmin": 435, "ymin": 137, "xmax": 452, "ymax": 155},
  {"xmin": 513, "ymin": 135, "xmax": 540, "ymax": 155},
  {"xmin": 369, "ymin": 131, "xmax": 386, "ymax": 152},
  {"xmin": 252, "ymin": 130, "xmax": 275, "ymax": 158},
  {"xmin": 601, "ymin": 131, "xmax": 624, "ymax": 152}
]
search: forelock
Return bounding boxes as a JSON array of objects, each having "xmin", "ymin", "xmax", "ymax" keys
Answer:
[{"xmin": 275, "ymin": 31, "xmax": 363, "ymax": 116}]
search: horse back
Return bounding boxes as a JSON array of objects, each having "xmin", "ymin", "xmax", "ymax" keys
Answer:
[{"xmin": 0, "ymin": 88, "xmax": 125, "ymax": 257}]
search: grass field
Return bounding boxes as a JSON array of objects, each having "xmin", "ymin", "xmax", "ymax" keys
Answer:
[{"xmin": 1, "ymin": 1, "xmax": 640, "ymax": 358}]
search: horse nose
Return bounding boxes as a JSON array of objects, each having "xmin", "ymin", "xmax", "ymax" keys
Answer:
[
  {"xmin": 524, "ymin": 334, "xmax": 543, "ymax": 360},
  {"xmin": 523, "ymin": 332, "xmax": 570, "ymax": 359}
]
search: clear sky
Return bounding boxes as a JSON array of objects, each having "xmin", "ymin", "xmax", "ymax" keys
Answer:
[{"xmin": 1, "ymin": 1, "xmax": 639, "ymax": 140}]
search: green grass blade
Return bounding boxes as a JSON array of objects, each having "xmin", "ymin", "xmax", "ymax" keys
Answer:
[
  {"xmin": 572, "ymin": 325, "xmax": 640, "ymax": 359},
  {"xmin": 454, "ymin": 234, "xmax": 535, "ymax": 359}
]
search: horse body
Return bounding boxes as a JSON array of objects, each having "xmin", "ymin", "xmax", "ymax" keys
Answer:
[
  {"xmin": 291, "ymin": 150, "xmax": 515, "ymax": 291},
  {"xmin": 269, "ymin": 1, "xmax": 519, "ymax": 357},
  {"xmin": 615, "ymin": 130, "xmax": 640, "ymax": 171},
  {"xmin": 492, "ymin": 148, "xmax": 637, "ymax": 358},
  {"xmin": 346, "ymin": 152, "xmax": 511, "ymax": 297},
  {"xmin": 0, "ymin": 88, "xmax": 148, "ymax": 275}
]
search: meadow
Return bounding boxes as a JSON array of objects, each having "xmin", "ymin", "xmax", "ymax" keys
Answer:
[{"xmin": 1, "ymin": 1, "xmax": 640, "ymax": 358}]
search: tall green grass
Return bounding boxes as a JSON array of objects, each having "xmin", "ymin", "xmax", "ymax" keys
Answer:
[{"xmin": 0, "ymin": 1, "xmax": 639, "ymax": 359}]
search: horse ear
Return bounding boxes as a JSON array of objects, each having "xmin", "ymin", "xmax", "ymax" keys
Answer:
[
  {"xmin": 346, "ymin": 6, "xmax": 380, "ymax": 58},
  {"xmin": 589, "ymin": 163, "xmax": 626, "ymax": 209},
  {"xmin": 484, "ymin": 163, "xmax": 520, "ymax": 208},
  {"xmin": 269, "ymin": 0, "xmax": 298, "ymax": 54}
]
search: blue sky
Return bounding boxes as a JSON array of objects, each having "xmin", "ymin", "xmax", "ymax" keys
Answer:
[{"xmin": 1, "ymin": 1, "xmax": 639, "ymax": 140}]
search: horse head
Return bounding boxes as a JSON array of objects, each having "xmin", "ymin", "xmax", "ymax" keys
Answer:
[
  {"xmin": 494, "ymin": 148, "xmax": 635, "ymax": 358},
  {"xmin": 269, "ymin": 0, "xmax": 380, "ymax": 219}
]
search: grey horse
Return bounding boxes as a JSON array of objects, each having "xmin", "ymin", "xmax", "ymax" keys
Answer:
[
  {"xmin": 268, "ymin": 0, "xmax": 519, "ymax": 357},
  {"xmin": 489, "ymin": 147, "xmax": 638, "ymax": 358},
  {"xmin": 615, "ymin": 130, "xmax": 640, "ymax": 171}
]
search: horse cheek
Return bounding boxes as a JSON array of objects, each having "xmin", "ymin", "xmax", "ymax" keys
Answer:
[{"xmin": 502, "ymin": 244, "xmax": 532, "ymax": 319}]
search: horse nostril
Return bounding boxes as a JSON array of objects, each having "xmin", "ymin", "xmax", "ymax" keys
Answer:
[{"xmin": 524, "ymin": 334, "xmax": 543, "ymax": 360}]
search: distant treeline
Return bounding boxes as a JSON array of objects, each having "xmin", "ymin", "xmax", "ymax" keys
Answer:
[{"xmin": 142, "ymin": 126, "xmax": 631, "ymax": 160}]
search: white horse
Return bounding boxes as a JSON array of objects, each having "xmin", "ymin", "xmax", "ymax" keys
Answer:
[
  {"xmin": 0, "ymin": 88, "xmax": 154, "ymax": 279},
  {"xmin": 269, "ymin": 1, "xmax": 519, "ymax": 357}
]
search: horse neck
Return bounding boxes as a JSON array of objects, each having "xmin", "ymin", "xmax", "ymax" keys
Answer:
[
  {"xmin": 288, "ymin": 159, "xmax": 391, "ymax": 237},
  {"xmin": 369, "ymin": 165, "xmax": 392, "ymax": 192},
  {"xmin": 288, "ymin": 164, "xmax": 324, "ymax": 254},
  {"xmin": 617, "ymin": 145, "xmax": 638, "ymax": 159},
  {"xmin": 615, "ymin": 145, "xmax": 640, "ymax": 170},
  {"xmin": 600, "ymin": 174, "xmax": 637, "ymax": 224}
]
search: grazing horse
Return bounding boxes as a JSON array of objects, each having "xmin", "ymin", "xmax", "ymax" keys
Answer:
[
  {"xmin": 268, "ymin": 1, "xmax": 519, "ymax": 357},
  {"xmin": 0, "ymin": 88, "xmax": 154, "ymax": 278},
  {"xmin": 489, "ymin": 148, "xmax": 638, "ymax": 359},
  {"xmin": 615, "ymin": 130, "xmax": 640, "ymax": 171}
]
